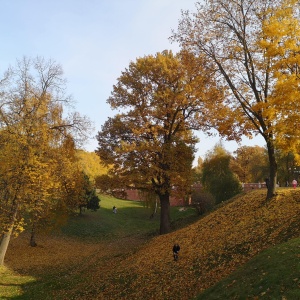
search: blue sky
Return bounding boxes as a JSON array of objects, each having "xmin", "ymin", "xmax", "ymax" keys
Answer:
[{"xmin": 1, "ymin": 0, "xmax": 264, "ymax": 160}]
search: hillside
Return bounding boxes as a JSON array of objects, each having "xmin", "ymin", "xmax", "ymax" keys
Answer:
[
  {"xmin": 78, "ymin": 189, "xmax": 300, "ymax": 300},
  {"xmin": 2, "ymin": 189, "xmax": 300, "ymax": 299},
  {"xmin": 197, "ymin": 237, "xmax": 300, "ymax": 299}
]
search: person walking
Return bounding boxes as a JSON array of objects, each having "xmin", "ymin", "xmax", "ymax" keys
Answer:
[{"xmin": 173, "ymin": 243, "xmax": 180, "ymax": 261}]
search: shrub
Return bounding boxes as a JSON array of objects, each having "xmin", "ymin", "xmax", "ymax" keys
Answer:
[{"xmin": 191, "ymin": 190, "xmax": 215, "ymax": 215}]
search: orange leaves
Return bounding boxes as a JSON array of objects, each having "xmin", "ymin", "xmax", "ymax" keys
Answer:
[{"xmin": 98, "ymin": 189, "xmax": 300, "ymax": 299}]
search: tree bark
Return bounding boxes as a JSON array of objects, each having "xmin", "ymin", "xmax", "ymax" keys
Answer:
[
  {"xmin": 149, "ymin": 199, "xmax": 158, "ymax": 219},
  {"xmin": 0, "ymin": 202, "xmax": 19, "ymax": 265},
  {"xmin": 0, "ymin": 205, "xmax": 18, "ymax": 265},
  {"xmin": 159, "ymin": 192, "xmax": 171, "ymax": 234},
  {"xmin": 0, "ymin": 228, "xmax": 13, "ymax": 265},
  {"xmin": 266, "ymin": 139, "xmax": 277, "ymax": 199},
  {"xmin": 30, "ymin": 222, "xmax": 37, "ymax": 247}
]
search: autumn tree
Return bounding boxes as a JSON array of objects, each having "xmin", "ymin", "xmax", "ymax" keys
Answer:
[
  {"xmin": 0, "ymin": 57, "xmax": 91, "ymax": 264},
  {"xmin": 95, "ymin": 174, "xmax": 127, "ymax": 199},
  {"xmin": 96, "ymin": 50, "xmax": 224, "ymax": 234},
  {"xmin": 76, "ymin": 150, "xmax": 109, "ymax": 183},
  {"xmin": 201, "ymin": 144, "xmax": 242, "ymax": 204},
  {"xmin": 173, "ymin": 0, "xmax": 300, "ymax": 199},
  {"xmin": 260, "ymin": 0, "xmax": 300, "ymax": 159},
  {"xmin": 232, "ymin": 146, "xmax": 269, "ymax": 183},
  {"xmin": 275, "ymin": 151, "xmax": 299, "ymax": 186}
]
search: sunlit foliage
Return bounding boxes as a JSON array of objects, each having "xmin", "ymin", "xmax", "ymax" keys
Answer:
[
  {"xmin": 0, "ymin": 57, "xmax": 91, "ymax": 264},
  {"xmin": 232, "ymin": 145, "xmax": 269, "ymax": 183},
  {"xmin": 96, "ymin": 50, "xmax": 224, "ymax": 233},
  {"xmin": 173, "ymin": 0, "xmax": 300, "ymax": 198},
  {"xmin": 76, "ymin": 150, "xmax": 108, "ymax": 183}
]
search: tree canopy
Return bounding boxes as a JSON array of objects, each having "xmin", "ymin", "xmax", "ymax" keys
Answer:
[
  {"xmin": 232, "ymin": 146, "xmax": 269, "ymax": 183},
  {"xmin": 173, "ymin": 0, "xmax": 300, "ymax": 198},
  {"xmin": 201, "ymin": 144, "xmax": 242, "ymax": 204},
  {"xmin": 0, "ymin": 57, "xmax": 92, "ymax": 264},
  {"xmin": 96, "ymin": 50, "xmax": 224, "ymax": 234},
  {"xmin": 76, "ymin": 150, "xmax": 108, "ymax": 183}
]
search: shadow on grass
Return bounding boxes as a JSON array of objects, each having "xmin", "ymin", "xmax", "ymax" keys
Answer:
[{"xmin": 0, "ymin": 266, "xmax": 36, "ymax": 300}]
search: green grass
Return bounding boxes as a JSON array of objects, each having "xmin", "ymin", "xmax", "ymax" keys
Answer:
[
  {"xmin": 61, "ymin": 194, "xmax": 159, "ymax": 240},
  {"xmin": 61, "ymin": 194, "xmax": 197, "ymax": 240},
  {"xmin": 0, "ymin": 266, "xmax": 35, "ymax": 299},
  {"xmin": 196, "ymin": 237, "xmax": 300, "ymax": 299}
]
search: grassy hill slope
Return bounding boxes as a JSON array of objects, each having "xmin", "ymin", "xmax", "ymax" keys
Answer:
[
  {"xmin": 86, "ymin": 188, "xmax": 299, "ymax": 300},
  {"xmin": 1, "ymin": 189, "xmax": 300, "ymax": 299},
  {"xmin": 196, "ymin": 237, "xmax": 300, "ymax": 299}
]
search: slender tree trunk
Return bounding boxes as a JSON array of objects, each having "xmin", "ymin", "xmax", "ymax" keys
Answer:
[
  {"xmin": 0, "ymin": 205, "xmax": 18, "ymax": 265},
  {"xmin": 154, "ymin": 199, "xmax": 158, "ymax": 215},
  {"xmin": 30, "ymin": 222, "xmax": 37, "ymax": 247},
  {"xmin": 266, "ymin": 139, "xmax": 277, "ymax": 199},
  {"xmin": 0, "ymin": 229, "xmax": 13, "ymax": 265},
  {"xmin": 159, "ymin": 192, "xmax": 171, "ymax": 234},
  {"xmin": 150, "ymin": 199, "xmax": 158, "ymax": 219}
]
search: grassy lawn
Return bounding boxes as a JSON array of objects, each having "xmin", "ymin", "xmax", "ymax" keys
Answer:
[{"xmin": 61, "ymin": 194, "xmax": 197, "ymax": 240}]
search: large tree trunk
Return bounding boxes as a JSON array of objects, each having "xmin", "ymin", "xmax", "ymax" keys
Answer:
[
  {"xmin": 159, "ymin": 192, "xmax": 171, "ymax": 234},
  {"xmin": 266, "ymin": 139, "xmax": 277, "ymax": 199}
]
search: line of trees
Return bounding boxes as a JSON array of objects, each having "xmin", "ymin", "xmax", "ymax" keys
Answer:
[
  {"xmin": 172, "ymin": 0, "xmax": 300, "ymax": 199},
  {"xmin": 194, "ymin": 143, "xmax": 300, "ymax": 209},
  {"xmin": 2, "ymin": 0, "xmax": 297, "ymax": 248},
  {"xmin": 0, "ymin": 57, "xmax": 97, "ymax": 265},
  {"xmin": 97, "ymin": 0, "xmax": 300, "ymax": 234}
]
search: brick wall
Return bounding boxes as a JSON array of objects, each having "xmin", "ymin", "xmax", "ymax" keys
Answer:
[
  {"xmin": 242, "ymin": 182, "xmax": 267, "ymax": 191},
  {"xmin": 124, "ymin": 188, "xmax": 187, "ymax": 206},
  {"xmin": 124, "ymin": 182, "xmax": 266, "ymax": 206}
]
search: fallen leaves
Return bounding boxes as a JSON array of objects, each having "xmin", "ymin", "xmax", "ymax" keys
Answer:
[{"xmin": 4, "ymin": 189, "xmax": 300, "ymax": 299}]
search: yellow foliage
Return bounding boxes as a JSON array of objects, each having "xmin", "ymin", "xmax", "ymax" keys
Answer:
[{"xmin": 76, "ymin": 150, "xmax": 108, "ymax": 182}]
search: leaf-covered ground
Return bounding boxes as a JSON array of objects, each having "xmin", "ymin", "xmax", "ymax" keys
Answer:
[{"xmin": 4, "ymin": 189, "xmax": 300, "ymax": 299}]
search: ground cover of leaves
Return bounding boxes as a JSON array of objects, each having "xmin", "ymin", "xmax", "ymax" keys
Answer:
[{"xmin": 5, "ymin": 189, "xmax": 300, "ymax": 300}]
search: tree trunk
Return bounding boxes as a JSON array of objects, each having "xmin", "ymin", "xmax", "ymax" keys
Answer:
[
  {"xmin": 266, "ymin": 139, "xmax": 277, "ymax": 199},
  {"xmin": 149, "ymin": 199, "xmax": 158, "ymax": 219},
  {"xmin": 0, "ymin": 203, "xmax": 18, "ymax": 265},
  {"xmin": 154, "ymin": 199, "xmax": 158, "ymax": 215},
  {"xmin": 30, "ymin": 222, "xmax": 37, "ymax": 247},
  {"xmin": 159, "ymin": 192, "xmax": 171, "ymax": 234},
  {"xmin": 0, "ymin": 228, "xmax": 13, "ymax": 265}
]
